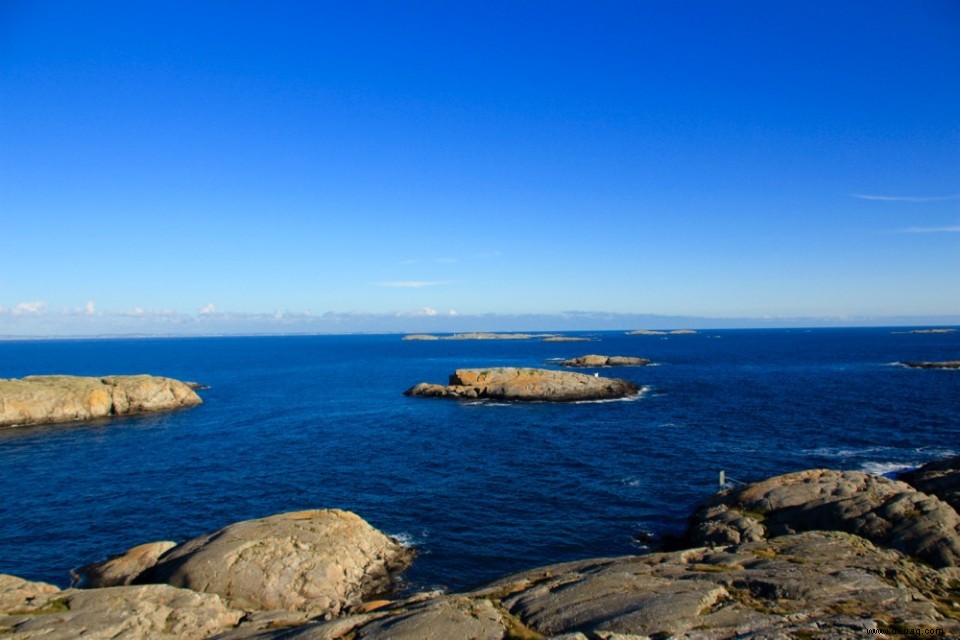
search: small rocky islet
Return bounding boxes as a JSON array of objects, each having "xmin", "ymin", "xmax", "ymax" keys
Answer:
[
  {"xmin": 403, "ymin": 367, "xmax": 640, "ymax": 402},
  {"xmin": 558, "ymin": 354, "xmax": 651, "ymax": 367},
  {"xmin": 3, "ymin": 457, "xmax": 960, "ymax": 639},
  {"xmin": 0, "ymin": 375, "xmax": 202, "ymax": 428}
]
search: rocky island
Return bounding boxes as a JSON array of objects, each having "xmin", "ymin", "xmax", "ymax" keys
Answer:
[
  {"xmin": 0, "ymin": 375, "xmax": 203, "ymax": 428},
  {"xmin": 404, "ymin": 367, "xmax": 640, "ymax": 402},
  {"xmin": 898, "ymin": 361, "xmax": 960, "ymax": 370},
  {"xmin": 558, "ymin": 355, "xmax": 651, "ymax": 367},
  {"xmin": 4, "ymin": 457, "xmax": 960, "ymax": 638},
  {"xmin": 627, "ymin": 329, "xmax": 698, "ymax": 335},
  {"xmin": 403, "ymin": 333, "xmax": 568, "ymax": 341}
]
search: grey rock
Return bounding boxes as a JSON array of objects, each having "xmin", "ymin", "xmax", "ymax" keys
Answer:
[
  {"xmin": 900, "ymin": 456, "xmax": 960, "ymax": 513},
  {"xmin": 148, "ymin": 509, "xmax": 413, "ymax": 616},
  {"xmin": 686, "ymin": 468, "xmax": 960, "ymax": 568},
  {"xmin": 1, "ymin": 580, "xmax": 242, "ymax": 640},
  {"xmin": 898, "ymin": 361, "xmax": 960, "ymax": 369}
]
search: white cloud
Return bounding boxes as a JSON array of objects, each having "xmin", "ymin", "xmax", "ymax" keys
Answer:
[
  {"xmin": 853, "ymin": 193, "xmax": 960, "ymax": 202},
  {"xmin": 84, "ymin": 301, "xmax": 96, "ymax": 315},
  {"xmin": 200, "ymin": 303, "xmax": 216, "ymax": 314},
  {"xmin": 373, "ymin": 281, "xmax": 453, "ymax": 288},
  {"xmin": 12, "ymin": 301, "xmax": 47, "ymax": 315},
  {"xmin": 396, "ymin": 307, "xmax": 439, "ymax": 317}
]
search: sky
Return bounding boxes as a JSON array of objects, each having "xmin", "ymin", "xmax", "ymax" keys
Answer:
[{"xmin": 1, "ymin": 1, "xmax": 958, "ymax": 335}]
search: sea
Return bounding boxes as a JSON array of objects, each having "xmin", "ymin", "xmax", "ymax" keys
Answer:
[{"xmin": 1, "ymin": 328, "xmax": 958, "ymax": 593}]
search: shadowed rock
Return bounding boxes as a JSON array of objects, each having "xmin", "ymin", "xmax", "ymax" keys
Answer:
[
  {"xmin": 685, "ymin": 468, "xmax": 960, "ymax": 568},
  {"xmin": 404, "ymin": 367, "xmax": 639, "ymax": 402},
  {"xmin": 898, "ymin": 361, "xmax": 960, "ymax": 369},
  {"xmin": 146, "ymin": 510, "xmax": 413, "ymax": 617},
  {"xmin": 75, "ymin": 541, "xmax": 177, "ymax": 588},
  {"xmin": 901, "ymin": 456, "xmax": 960, "ymax": 513},
  {"xmin": 0, "ymin": 375, "xmax": 202, "ymax": 428},
  {"xmin": 558, "ymin": 355, "xmax": 651, "ymax": 367}
]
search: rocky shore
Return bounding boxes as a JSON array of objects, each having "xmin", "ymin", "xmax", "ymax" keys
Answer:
[
  {"xmin": 4, "ymin": 457, "xmax": 960, "ymax": 639},
  {"xmin": 0, "ymin": 375, "xmax": 202, "ymax": 428},
  {"xmin": 403, "ymin": 367, "xmax": 640, "ymax": 402}
]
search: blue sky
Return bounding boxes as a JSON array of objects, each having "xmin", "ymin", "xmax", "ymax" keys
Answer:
[{"xmin": 2, "ymin": 1, "xmax": 958, "ymax": 335}]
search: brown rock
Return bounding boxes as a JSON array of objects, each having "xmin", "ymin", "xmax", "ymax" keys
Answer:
[
  {"xmin": 404, "ymin": 367, "xmax": 639, "ymax": 402},
  {"xmin": 686, "ymin": 468, "xmax": 960, "ymax": 568},
  {"xmin": 0, "ymin": 578, "xmax": 242, "ymax": 640},
  {"xmin": 147, "ymin": 510, "xmax": 413, "ymax": 617},
  {"xmin": 0, "ymin": 375, "xmax": 202, "ymax": 428},
  {"xmin": 558, "ymin": 355, "xmax": 651, "ymax": 367},
  {"xmin": 76, "ymin": 540, "xmax": 177, "ymax": 587}
]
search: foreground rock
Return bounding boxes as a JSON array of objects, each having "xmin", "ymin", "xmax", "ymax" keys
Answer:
[
  {"xmin": 898, "ymin": 360, "xmax": 960, "ymax": 369},
  {"xmin": 901, "ymin": 456, "xmax": 960, "ymax": 513},
  {"xmin": 404, "ymin": 367, "xmax": 639, "ymax": 402},
  {"xmin": 559, "ymin": 355, "xmax": 651, "ymax": 367},
  {"xmin": 0, "ymin": 375, "xmax": 202, "ymax": 428},
  {"xmin": 686, "ymin": 468, "xmax": 960, "ymax": 568},
  {"xmin": 223, "ymin": 531, "xmax": 960, "ymax": 639},
  {"xmin": 145, "ymin": 510, "xmax": 413, "ymax": 617},
  {"xmin": 0, "ymin": 575, "xmax": 242, "ymax": 640}
]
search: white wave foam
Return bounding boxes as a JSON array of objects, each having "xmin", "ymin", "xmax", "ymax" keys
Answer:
[
  {"xmin": 859, "ymin": 461, "xmax": 917, "ymax": 478},
  {"xmin": 389, "ymin": 530, "xmax": 427, "ymax": 548}
]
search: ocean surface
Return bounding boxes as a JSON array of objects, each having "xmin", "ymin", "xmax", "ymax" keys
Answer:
[{"xmin": 1, "ymin": 328, "xmax": 958, "ymax": 593}]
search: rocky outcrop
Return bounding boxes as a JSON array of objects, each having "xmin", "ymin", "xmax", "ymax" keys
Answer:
[
  {"xmin": 144, "ymin": 510, "xmax": 413, "ymax": 617},
  {"xmin": 0, "ymin": 375, "xmax": 202, "ymax": 428},
  {"xmin": 0, "ymin": 576, "xmax": 242, "ymax": 640},
  {"xmin": 404, "ymin": 367, "xmax": 639, "ymax": 402},
  {"xmin": 219, "ymin": 531, "xmax": 960, "ymax": 639},
  {"xmin": 74, "ymin": 541, "xmax": 177, "ymax": 588},
  {"xmin": 542, "ymin": 336, "xmax": 591, "ymax": 342},
  {"xmin": 558, "ymin": 355, "xmax": 651, "ymax": 367},
  {"xmin": 9, "ymin": 459, "xmax": 960, "ymax": 639},
  {"xmin": 685, "ymin": 468, "xmax": 960, "ymax": 568},
  {"xmin": 901, "ymin": 457, "xmax": 960, "ymax": 513},
  {"xmin": 898, "ymin": 361, "xmax": 960, "ymax": 369}
]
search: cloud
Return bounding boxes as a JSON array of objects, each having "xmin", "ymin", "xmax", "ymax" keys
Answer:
[
  {"xmin": 853, "ymin": 193, "xmax": 960, "ymax": 202},
  {"xmin": 372, "ymin": 281, "xmax": 454, "ymax": 288},
  {"xmin": 11, "ymin": 301, "xmax": 47, "ymax": 315},
  {"xmin": 84, "ymin": 301, "xmax": 96, "ymax": 315},
  {"xmin": 200, "ymin": 303, "xmax": 216, "ymax": 314},
  {"xmin": 890, "ymin": 225, "xmax": 960, "ymax": 234},
  {"xmin": 397, "ymin": 307, "xmax": 439, "ymax": 317}
]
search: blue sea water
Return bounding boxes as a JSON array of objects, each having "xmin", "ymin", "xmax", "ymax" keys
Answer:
[{"xmin": 1, "ymin": 328, "xmax": 958, "ymax": 592}]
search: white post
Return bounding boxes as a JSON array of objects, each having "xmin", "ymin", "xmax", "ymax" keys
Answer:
[{"xmin": 719, "ymin": 470, "xmax": 725, "ymax": 487}]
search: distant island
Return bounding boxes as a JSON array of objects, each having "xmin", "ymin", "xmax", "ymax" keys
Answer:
[
  {"xmin": 558, "ymin": 355, "xmax": 651, "ymax": 367},
  {"xmin": 898, "ymin": 361, "xmax": 960, "ymax": 370},
  {"xmin": 403, "ymin": 332, "xmax": 587, "ymax": 341},
  {"xmin": 893, "ymin": 328, "xmax": 957, "ymax": 335},
  {"xmin": 404, "ymin": 367, "xmax": 639, "ymax": 401},
  {"xmin": 626, "ymin": 329, "xmax": 698, "ymax": 335}
]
